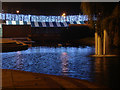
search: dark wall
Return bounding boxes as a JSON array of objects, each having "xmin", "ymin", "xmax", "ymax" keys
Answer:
[
  {"xmin": 30, "ymin": 26, "xmax": 94, "ymax": 42},
  {"xmin": 31, "ymin": 27, "xmax": 65, "ymax": 42},
  {"xmin": 3, "ymin": 25, "xmax": 31, "ymax": 38},
  {"xmin": 62, "ymin": 25, "xmax": 95, "ymax": 40},
  {"xmin": 31, "ymin": 27, "xmax": 67, "ymax": 34}
]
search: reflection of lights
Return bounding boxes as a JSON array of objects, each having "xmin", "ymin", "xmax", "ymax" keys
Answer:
[
  {"xmin": 17, "ymin": 51, "xmax": 21, "ymax": 54},
  {"xmin": 62, "ymin": 52, "xmax": 67, "ymax": 55},
  {"xmin": 61, "ymin": 52, "xmax": 69, "ymax": 75},
  {"xmin": 16, "ymin": 51, "xmax": 23, "ymax": 69},
  {"xmin": 2, "ymin": 46, "xmax": 94, "ymax": 81}
]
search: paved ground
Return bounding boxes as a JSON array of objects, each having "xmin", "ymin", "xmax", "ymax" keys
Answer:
[
  {"xmin": 0, "ymin": 38, "xmax": 17, "ymax": 44},
  {"xmin": 1, "ymin": 69, "xmax": 106, "ymax": 89},
  {"xmin": 0, "ymin": 38, "xmax": 28, "ymax": 45},
  {"xmin": 0, "ymin": 38, "xmax": 28, "ymax": 52}
]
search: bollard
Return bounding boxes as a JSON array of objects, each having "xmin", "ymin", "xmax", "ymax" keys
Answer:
[
  {"xmin": 95, "ymin": 32, "xmax": 98, "ymax": 55},
  {"xmin": 98, "ymin": 36, "xmax": 102, "ymax": 55}
]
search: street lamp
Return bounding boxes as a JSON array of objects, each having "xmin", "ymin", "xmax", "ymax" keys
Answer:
[
  {"xmin": 62, "ymin": 13, "xmax": 66, "ymax": 17},
  {"xmin": 61, "ymin": 13, "xmax": 66, "ymax": 22},
  {"xmin": 16, "ymin": 10, "xmax": 19, "ymax": 14}
]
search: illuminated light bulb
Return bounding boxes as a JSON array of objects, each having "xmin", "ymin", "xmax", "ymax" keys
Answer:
[
  {"xmin": 62, "ymin": 13, "xmax": 66, "ymax": 17},
  {"xmin": 16, "ymin": 10, "xmax": 19, "ymax": 14}
]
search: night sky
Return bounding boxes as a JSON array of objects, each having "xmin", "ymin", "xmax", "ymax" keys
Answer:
[{"xmin": 2, "ymin": 2, "xmax": 82, "ymax": 15}]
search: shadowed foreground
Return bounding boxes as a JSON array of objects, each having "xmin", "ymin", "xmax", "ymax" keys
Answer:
[{"xmin": 2, "ymin": 69, "xmax": 106, "ymax": 89}]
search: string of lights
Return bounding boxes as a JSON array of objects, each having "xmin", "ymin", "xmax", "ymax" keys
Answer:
[{"xmin": 0, "ymin": 13, "xmax": 88, "ymax": 22}]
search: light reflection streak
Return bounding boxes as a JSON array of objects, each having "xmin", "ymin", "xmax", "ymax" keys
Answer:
[
  {"xmin": 94, "ymin": 57, "xmax": 109, "ymax": 86},
  {"xmin": 61, "ymin": 52, "xmax": 69, "ymax": 76},
  {"xmin": 15, "ymin": 51, "xmax": 23, "ymax": 69}
]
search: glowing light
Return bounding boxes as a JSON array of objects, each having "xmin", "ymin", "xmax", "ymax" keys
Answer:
[
  {"xmin": 0, "ymin": 13, "xmax": 89, "ymax": 22},
  {"xmin": 62, "ymin": 13, "xmax": 66, "ymax": 17},
  {"xmin": 16, "ymin": 10, "xmax": 20, "ymax": 14}
]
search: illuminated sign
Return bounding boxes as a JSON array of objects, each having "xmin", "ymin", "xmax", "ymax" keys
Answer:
[{"xmin": 0, "ymin": 13, "xmax": 88, "ymax": 22}]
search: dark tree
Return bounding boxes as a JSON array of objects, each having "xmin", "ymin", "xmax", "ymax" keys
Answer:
[{"xmin": 81, "ymin": 2, "xmax": 120, "ymax": 47}]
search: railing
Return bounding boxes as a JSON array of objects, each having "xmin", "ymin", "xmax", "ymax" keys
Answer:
[
  {"xmin": 5, "ymin": 20, "xmax": 85, "ymax": 27},
  {"xmin": 0, "ymin": 13, "xmax": 88, "ymax": 22}
]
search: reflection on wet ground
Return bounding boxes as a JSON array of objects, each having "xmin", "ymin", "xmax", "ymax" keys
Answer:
[
  {"xmin": 1, "ymin": 46, "xmax": 120, "ymax": 88},
  {"xmin": 94, "ymin": 57, "xmax": 120, "ymax": 88}
]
